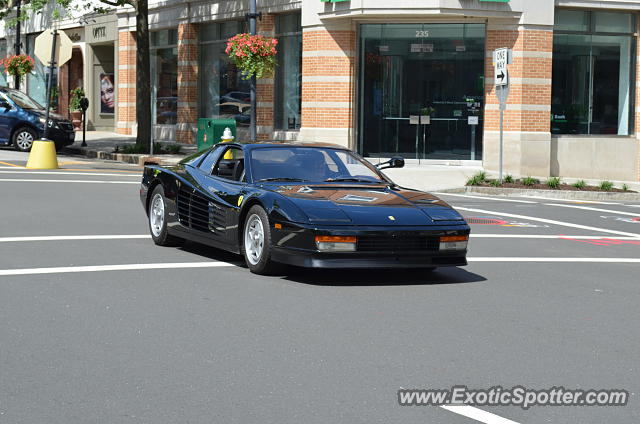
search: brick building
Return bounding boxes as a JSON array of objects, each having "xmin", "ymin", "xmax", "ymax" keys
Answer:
[{"xmin": 2, "ymin": 0, "xmax": 639, "ymax": 181}]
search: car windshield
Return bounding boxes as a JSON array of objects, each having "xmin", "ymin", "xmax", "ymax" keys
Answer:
[
  {"xmin": 3, "ymin": 89, "xmax": 43, "ymax": 110},
  {"xmin": 250, "ymin": 147, "xmax": 384, "ymax": 183}
]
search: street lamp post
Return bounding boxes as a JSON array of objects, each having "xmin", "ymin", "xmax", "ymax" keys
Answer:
[
  {"xmin": 246, "ymin": 0, "xmax": 260, "ymax": 142},
  {"xmin": 14, "ymin": 0, "xmax": 22, "ymax": 90}
]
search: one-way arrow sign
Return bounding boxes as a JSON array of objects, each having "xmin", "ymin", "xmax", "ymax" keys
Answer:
[{"xmin": 494, "ymin": 47, "xmax": 510, "ymax": 87}]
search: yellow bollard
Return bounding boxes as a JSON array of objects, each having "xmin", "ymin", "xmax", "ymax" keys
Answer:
[
  {"xmin": 221, "ymin": 127, "xmax": 235, "ymax": 159},
  {"xmin": 26, "ymin": 140, "xmax": 59, "ymax": 169}
]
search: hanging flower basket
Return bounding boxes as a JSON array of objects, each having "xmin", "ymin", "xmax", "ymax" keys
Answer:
[
  {"xmin": 2, "ymin": 54, "xmax": 35, "ymax": 80},
  {"xmin": 225, "ymin": 33, "xmax": 278, "ymax": 80}
]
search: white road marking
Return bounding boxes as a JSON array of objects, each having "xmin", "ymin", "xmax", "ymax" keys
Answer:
[
  {"xmin": 0, "ymin": 178, "xmax": 139, "ymax": 184},
  {"xmin": 0, "ymin": 262, "xmax": 236, "ymax": 276},
  {"xmin": 0, "ymin": 235, "xmax": 150, "ymax": 243},
  {"xmin": 457, "ymin": 206, "xmax": 640, "ymax": 238},
  {"xmin": 441, "ymin": 405, "xmax": 521, "ymax": 424},
  {"xmin": 544, "ymin": 203, "xmax": 640, "ymax": 217},
  {"xmin": 435, "ymin": 193, "xmax": 537, "ymax": 204},
  {"xmin": 470, "ymin": 234, "xmax": 640, "ymax": 240},
  {"xmin": 468, "ymin": 257, "xmax": 640, "ymax": 263},
  {"xmin": 520, "ymin": 195, "xmax": 620, "ymax": 205},
  {"xmin": 0, "ymin": 170, "xmax": 140, "ymax": 177}
]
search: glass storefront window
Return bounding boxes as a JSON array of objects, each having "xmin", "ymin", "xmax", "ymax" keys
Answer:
[
  {"xmin": 198, "ymin": 20, "xmax": 251, "ymax": 131},
  {"xmin": 275, "ymin": 13, "xmax": 302, "ymax": 130},
  {"xmin": 552, "ymin": 10, "xmax": 636, "ymax": 136},
  {"xmin": 0, "ymin": 39, "xmax": 6, "ymax": 86},
  {"xmin": 151, "ymin": 29, "xmax": 178, "ymax": 132},
  {"xmin": 358, "ymin": 23, "xmax": 485, "ymax": 160}
]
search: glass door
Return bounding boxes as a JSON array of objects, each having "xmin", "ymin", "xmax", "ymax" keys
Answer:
[{"xmin": 359, "ymin": 23, "xmax": 485, "ymax": 160}]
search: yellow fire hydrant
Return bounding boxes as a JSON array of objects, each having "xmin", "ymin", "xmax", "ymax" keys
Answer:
[{"xmin": 221, "ymin": 127, "xmax": 235, "ymax": 159}]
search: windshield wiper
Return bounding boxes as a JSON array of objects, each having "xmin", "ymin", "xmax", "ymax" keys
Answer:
[
  {"xmin": 256, "ymin": 177, "xmax": 309, "ymax": 183},
  {"xmin": 324, "ymin": 177, "xmax": 382, "ymax": 183}
]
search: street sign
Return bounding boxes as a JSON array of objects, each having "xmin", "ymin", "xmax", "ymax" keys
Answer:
[
  {"xmin": 34, "ymin": 29, "xmax": 73, "ymax": 66},
  {"xmin": 494, "ymin": 47, "xmax": 510, "ymax": 86},
  {"xmin": 493, "ymin": 47, "xmax": 512, "ymax": 182}
]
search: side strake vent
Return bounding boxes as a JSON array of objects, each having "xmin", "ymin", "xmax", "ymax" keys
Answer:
[{"xmin": 176, "ymin": 185, "xmax": 223, "ymax": 234}]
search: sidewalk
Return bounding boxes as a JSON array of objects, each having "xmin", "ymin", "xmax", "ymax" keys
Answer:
[
  {"xmin": 63, "ymin": 131, "xmax": 481, "ymax": 191},
  {"xmin": 63, "ymin": 131, "xmax": 197, "ymax": 166}
]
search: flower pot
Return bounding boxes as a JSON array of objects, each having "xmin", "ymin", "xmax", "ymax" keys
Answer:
[{"xmin": 70, "ymin": 110, "xmax": 83, "ymax": 131}]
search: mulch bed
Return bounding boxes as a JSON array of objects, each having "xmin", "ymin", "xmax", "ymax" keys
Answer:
[{"xmin": 468, "ymin": 181, "xmax": 634, "ymax": 193}]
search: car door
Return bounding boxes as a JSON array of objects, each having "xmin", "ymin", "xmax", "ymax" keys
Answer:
[
  {"xmin": 190, "ymin": 144, "xmax": 247, "ymax": 247},
  {"xmin": 0, "ymin": 93, "xmax": 16, "ymax": 142}
]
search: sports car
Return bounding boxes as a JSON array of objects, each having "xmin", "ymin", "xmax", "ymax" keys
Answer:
[{"xmin": 140, "ymin": 141, "xmax": 470, "ymax": 274}]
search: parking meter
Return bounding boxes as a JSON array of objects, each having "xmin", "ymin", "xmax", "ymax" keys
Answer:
[{"xmin": 80, "ymin": 97, "xmax": 89, "ymax": 147}]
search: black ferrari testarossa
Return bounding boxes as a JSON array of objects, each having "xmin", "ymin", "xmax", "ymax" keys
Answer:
[{"xmin": 140, "ymin": 141, "xmax": 470, "ymax": 274}]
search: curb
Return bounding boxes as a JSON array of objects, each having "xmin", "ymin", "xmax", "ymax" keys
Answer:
[
  {"xmin": 64, "ymin": 147, "xmax": 185, "ymax": 166},
  {"xmin": 438, "ymin": 186, "xmax": 640, "ymax": 201}
]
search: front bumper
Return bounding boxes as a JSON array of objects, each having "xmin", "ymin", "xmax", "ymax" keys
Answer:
[
  {"xmin": 47, "ymin": 127, "xmax": 75, "ymax": 146},
  {"xmin": 271, "ymin": 246, "xmax": 467, "ymax": 269},
  {"xmin": 269, "ymin": 221, "xmax": 470, "ymax": 269}
]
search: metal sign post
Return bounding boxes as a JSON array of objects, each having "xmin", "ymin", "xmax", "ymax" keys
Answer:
[
  {"xmin": 41, "ymin": 29, "xmax": 58, "ymax": 141},
  {"xmin": 494, "ymin": 47, "xmax": 512, "ymax": 182}
]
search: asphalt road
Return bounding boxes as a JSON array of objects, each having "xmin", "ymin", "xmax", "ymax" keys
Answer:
[{"xmin": 1, "ymin": 148, "xmax": 639, "ymax": 424}]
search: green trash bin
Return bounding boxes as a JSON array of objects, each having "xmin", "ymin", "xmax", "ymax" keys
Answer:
[{"xmin": 196, "ymin": 118, "xmax": 237, "ymax": 151}]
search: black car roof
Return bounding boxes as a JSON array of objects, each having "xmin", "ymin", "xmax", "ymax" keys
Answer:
[{"xmin": 228, "ymin": 141, "xmax": 350, "ymax": 151}]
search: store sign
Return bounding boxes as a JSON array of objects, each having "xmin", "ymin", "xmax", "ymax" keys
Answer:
[
  {"xmin": 86, "ymin": 20, "xmax": 117, "ymax": 43},
  {"xmin": 411, "ymin": 43, "xmax": 433, "ymax": 53}
]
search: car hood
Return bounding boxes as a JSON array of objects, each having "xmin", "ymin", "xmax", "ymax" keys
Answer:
[
  {"xmin": 270, "ymin": 184, "xmax": 465, "ymax": 226},
  {"xmin": 31, "ymin": 109, "xmax": 68, "ymax": 122}
]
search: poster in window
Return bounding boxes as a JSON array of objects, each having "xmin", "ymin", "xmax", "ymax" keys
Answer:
[{"xmin": 99, "ymin": 73, "xmax": 115, "ymax": 114}]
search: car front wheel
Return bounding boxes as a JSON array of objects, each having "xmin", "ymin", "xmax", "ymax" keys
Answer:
[
  {"xmin": 243, "ymin": 205, "xmax": 281, "ymax": 275},
  {"xmin": 148, "ymin": 185, "xmax": 184, "ymax": 247},
  {"xmin": 13, "ymin": 127, "xmax": 36, "ymax": 152}
]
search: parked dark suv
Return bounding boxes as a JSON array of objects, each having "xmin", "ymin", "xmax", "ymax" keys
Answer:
[{"xmin": 0, "ymin": 87, "xmax": 75, "ymax": 152}]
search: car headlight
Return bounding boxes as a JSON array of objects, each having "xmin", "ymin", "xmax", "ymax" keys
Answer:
[
  {"xmin": 38, "ymin": 117, "xmax": 55, "ymax": 127},
  {"xmin": 315, "ymin": 236, "xmax": 357, "ymax": 252},
  {"xmin": 439, "ymin": 235, "xmax": 469, "ymax": 251}
]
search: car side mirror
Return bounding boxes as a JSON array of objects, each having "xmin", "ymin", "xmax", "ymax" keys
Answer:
[{"xmin": 376, "ymin": 156, "xmax": 405, "ymax": 170}]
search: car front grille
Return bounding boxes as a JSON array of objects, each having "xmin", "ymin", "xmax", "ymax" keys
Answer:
[
  {"xmin": 57, "ymin": 122, "xmax": 74, "ymax": 131},
  {"xmin": 357, "ymin": 235, "xmax": 439, "ymax": 252}
]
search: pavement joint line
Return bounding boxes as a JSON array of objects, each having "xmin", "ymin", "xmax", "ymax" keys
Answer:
[
  {"xmin": 457, "ymin": 206, "xmax": 640, "ymax": 238},
  {"xmin": 0, "ymin": 170, "xmax": 140, "ymax": 177},
  {"xmin": 435, "ymin": 192, "xmax": 538, "ymax": 204},
  {"xmin": 468, "ymin": 257, "xmax": 640, "ymax": 263},
  {"xmin": 0, "ymin": 262, "xmax": 238, "ymax": 276},
  {"xmin": 0, "ymin": 178, "xmax": 140, "ymax": 184},
  {"xmin": 544, "ymin": 203, "xmax": 640, "ymax": 217},
  {"xmin": 0, "ymin": 235, "xmax": 151, "ymax": 243},
  {"xmin": 440, "ymin": 405, "xmax": 521, "ymax": 424},
  {"xmin": 470, "ymin": 234, "xmax": 640, "ymax": 239}
]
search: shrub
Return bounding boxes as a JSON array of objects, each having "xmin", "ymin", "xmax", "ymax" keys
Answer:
[
  {"xmin": 572, "ymin": 180, "xmax": 586, "ymax": 189},
  {"xmin": 599, "ymin": 181, "xmax": 614, "ymax": 191},
  {"xmin": 466, "ymin": 171, "xmax": 487, "ymax": 186},
  {"xmin": 546, "ymin": 177, "xmax": 562, "ymax": 189},
  {"xmin": 622, "ymin": 184, "xmax": 630, "ymax": 192},
  {"xmin": 522, "ymin": 176, "xmax": 540, "ymax": 186},
  {"xmin": 69, "ymin": 87, "xmax": 85, "ymax": 112},
  {"xmin": 490, "ymin": 179, "xmax": 502, "ymax": 187},
  {"xmin": 504, "ymin": 174, "xmax": 514, "ymax": 183}
]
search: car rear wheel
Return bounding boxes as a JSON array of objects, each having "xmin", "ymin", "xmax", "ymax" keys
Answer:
[
  {"xmin": 243, "ymin": 205, "xmax": 281, "ymax": 275},
  {"xmin": 148, "ymin": 185, "xmax": 184, "ymax": 247},
  {"xmin": 13, "ymin": 127, "xmax": 36, "ymax": 152}
]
